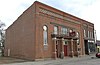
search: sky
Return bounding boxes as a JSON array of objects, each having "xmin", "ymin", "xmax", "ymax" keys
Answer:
[{"xmin": 0, "ymin": 0, "xmax": 100, "ymax": 39}]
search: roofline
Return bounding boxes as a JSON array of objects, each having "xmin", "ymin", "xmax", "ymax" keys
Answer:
[{"xmin": 34, "ymin": 1, "xmax": 94, "ymax": 25}]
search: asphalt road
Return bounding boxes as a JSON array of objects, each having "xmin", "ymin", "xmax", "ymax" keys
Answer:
[{"xmin": 2, "ymin": 55, "xmax": 100, "ymax": 65}]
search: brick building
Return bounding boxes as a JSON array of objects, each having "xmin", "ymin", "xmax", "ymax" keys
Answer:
[
  {"xmin": 96, "ymin": 40, "xmax": 100, "ymax": 52},
  {"xmin": 4, "ymin": 1, "xmax": 95, "ymax": 60}
]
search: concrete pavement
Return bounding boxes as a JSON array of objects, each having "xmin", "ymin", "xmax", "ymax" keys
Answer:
[{"xmin": 1, "ymin": 54, "xmax": 100, "ymax": 65}]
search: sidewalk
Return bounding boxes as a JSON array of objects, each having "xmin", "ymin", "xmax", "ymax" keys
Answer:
[
  {"xmin": 30, "ymin": 54, "xmax": 96, "ymax": 65},
  {"xmin": 0, "ymin": 57, "xmax": 28, "ymax": 64},
  {"xmin": 0, "ymin": 54, "xmax": 96, "ymax": 65}
]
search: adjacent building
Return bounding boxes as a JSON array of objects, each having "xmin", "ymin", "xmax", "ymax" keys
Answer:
[
  {"xmin": 96, "ymin": 40, "xmax": 100, "ymax": 52},
  {"xmin": 4, "ymin": 1, "xmax": 95, "ymax": 60}
]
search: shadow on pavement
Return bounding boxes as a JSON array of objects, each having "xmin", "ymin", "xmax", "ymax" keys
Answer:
[{"xmin": 0, "ymin": 57, "xmax": 28, "ymax": 64}]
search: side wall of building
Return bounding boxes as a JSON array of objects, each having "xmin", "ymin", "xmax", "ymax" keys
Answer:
[{"xmin": 4, "ymin": 3, "xmax": 36, "ymax": 60}]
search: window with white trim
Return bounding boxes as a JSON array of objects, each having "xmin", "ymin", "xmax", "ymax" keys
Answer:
[
  {"xmin": 61, "ymin": 27, "xmax": 68, "ymax": 34},
  {"xmin": 43, "ymin": 25, "xmax": 48, "ymax": 45},
  {"xmin": 84, "ymin": 29, "xmax": 86, "ymax": 37},
  {"xmin": 88, "ymin": 31, "xmax": 89, "ymax": 38},
  {"xmin": 54, "ymin": 26, "xmax": 58, "ymax": 34},
  {"xmin": 92, "ymin": 31, "xmax": 93, "ymax": 38},
  {"xmin": 76, "ymin": 32, "xmax": 79, "ymax": 37}
]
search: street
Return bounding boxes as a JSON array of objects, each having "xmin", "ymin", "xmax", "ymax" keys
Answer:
[{"xmin": 2, "ymin": 55, "xmax": 100, "ymax": 65}]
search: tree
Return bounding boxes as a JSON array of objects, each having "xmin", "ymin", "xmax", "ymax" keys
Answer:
[{"xmin": 0, "ymin": 21, "xmax": 5, "ymax": 56}]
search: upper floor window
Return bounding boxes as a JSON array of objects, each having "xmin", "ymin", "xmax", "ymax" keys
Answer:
[
  {"xmin": 54, "ymin": 26, "xmax": 58, "ymax": 34},
  {"xmin": 90, "ymin": 31, "xmax": 92, "ymax": 38},
  {"xmin": 88, "ymin": 31, "xmax": 93, "ymax": 38},
  {"xmin": 91, "ymin": 31, "xmax": 94, "ymax": 39},
  {"xmin": 84, "ymin": 29, "xmax": 86, "ymax": 37},
  {"xmin": 43, "ymin": 25, "xmax": 48, "ymax": 45},
  {"xmin": 61, "ymin": 27, "xmax": 68, "ymax": 34},
  {"xmin": 76, "ymin": 32, "xmax": 79, "ymax": 37},
  {"xmin": 91, "ymin": 32, "xmax": 94, "ymax": 39},
  {"xmin": 88, "ymin": 31, "xmax": 89, "ymax": 38}
]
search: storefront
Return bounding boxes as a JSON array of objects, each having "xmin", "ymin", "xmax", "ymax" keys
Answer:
[{"xmin": 51, "ymin": 31, "xmax": 79, "ymax": 59}]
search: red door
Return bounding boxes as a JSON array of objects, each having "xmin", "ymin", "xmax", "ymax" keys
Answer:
[{"xmin": 64, "ymin": 45, "xmax": 67, "ymax": 56}]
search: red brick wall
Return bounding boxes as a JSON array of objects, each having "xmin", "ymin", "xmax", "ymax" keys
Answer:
[
  {"xmin": 35, "ymin": 1, "xmax": 82, "ymax": 59},
  {"xmin": 4, "ymin": 1, "xmax": 94, "ymax": 60},
  {"xmin": 4, "ymin": 2, "xmax": 36, "ymax": 60}
]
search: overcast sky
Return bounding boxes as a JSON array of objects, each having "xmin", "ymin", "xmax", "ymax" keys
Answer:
[{"xmin": 0, "ymin": 0, "xmax": 100, "ymax": 39}]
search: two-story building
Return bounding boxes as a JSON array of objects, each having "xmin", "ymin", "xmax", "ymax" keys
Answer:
[
  {"xmin": 4, "ymin": 1, "xmax": 95, "ymax": 60},
  {"xmin": 82, "ymin": 20, "xmax": 95, "ymax": 55}
]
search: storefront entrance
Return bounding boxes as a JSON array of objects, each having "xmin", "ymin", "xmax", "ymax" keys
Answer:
[
  {"xmin": 56, "ymin": 40, "xmax": 68, "ymax": 58},
  {"xmin": 84, "ymin": 40, "xmax": 89, "ymax": 55},
  {"xmin": 53, "ymin": 39, "xmax": 78, "ymax": 58}
]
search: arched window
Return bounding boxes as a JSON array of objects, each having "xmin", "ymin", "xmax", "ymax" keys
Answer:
[{"xmin": 43, "ymin": 25, "xmax": 48, "ymax": 45}]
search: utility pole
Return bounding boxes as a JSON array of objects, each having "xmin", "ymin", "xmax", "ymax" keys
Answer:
[
  {"xmin": 94, "ymin": 30, "xmax": 97, "ymax": 44},
  {"xmin": 94, "ymin": 29, "xmax": 97, "ymax": 52}
]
